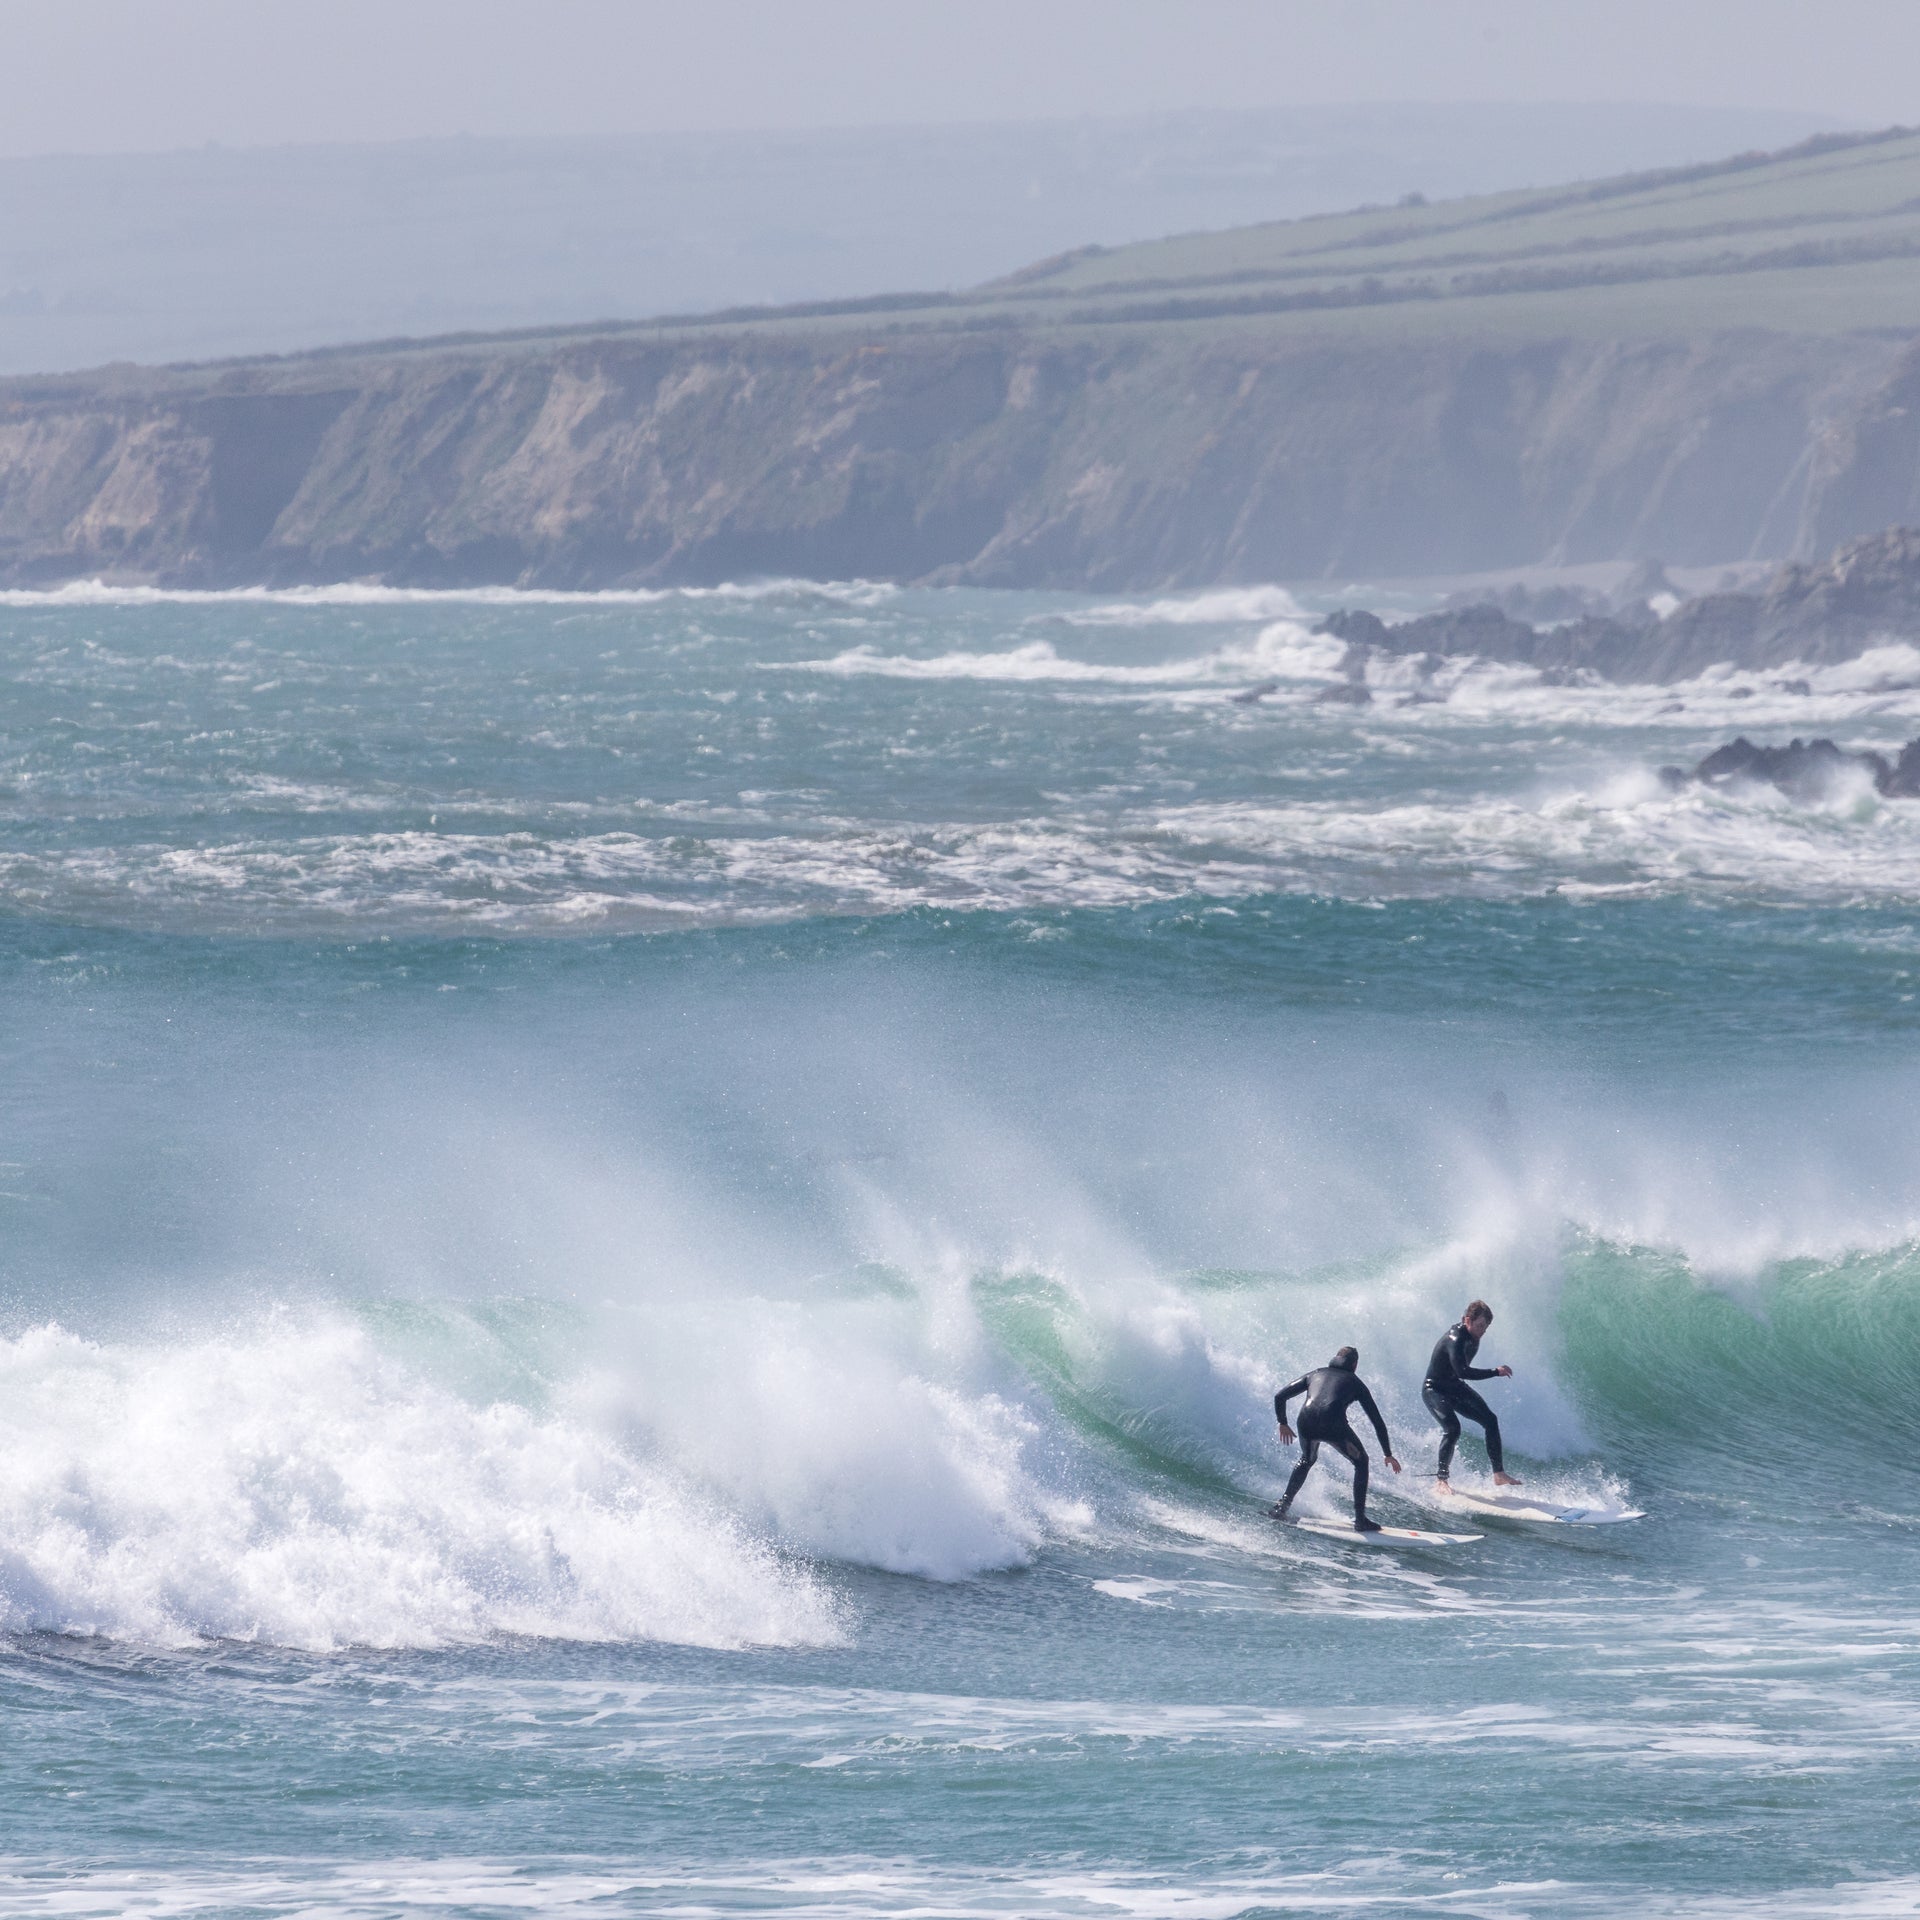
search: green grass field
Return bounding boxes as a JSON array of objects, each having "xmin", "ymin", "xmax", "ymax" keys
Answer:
[
  {"xmin": 77, "ymin": 124, "xmax": 1920, "ymax": 379},
  {"xmin": 605, "ymin": 126, "xmax": 1920, "ymax": 350}
]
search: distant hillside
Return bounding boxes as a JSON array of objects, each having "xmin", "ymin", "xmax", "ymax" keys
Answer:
[
  {"xmin": 0, "ymin": 102, "xmax": 1835, "ymax": 375},
  {"xmin": 7, "ymin": 126, "xmax": 1920, "ymax": 593},
  {"xmin": 974, "ymin": 124, "xmax": 1920, "ymax": 340}
]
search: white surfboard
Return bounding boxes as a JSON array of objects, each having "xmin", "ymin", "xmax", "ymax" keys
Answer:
[
  {"xmin": 1432, "ymin": 1485, "xmax": 1645, "ymax": 1525},
  {"xmin": 1289, "ymin": 1515, "xmax": 1481, "ymax": 1547}
]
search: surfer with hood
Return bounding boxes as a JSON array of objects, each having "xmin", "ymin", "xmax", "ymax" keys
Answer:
[
  {"xmin": 1271, "ymin": 1346, "xmax": 1401, "ymax": 1532},
  {"xmin": 1424, "ymin": 1299, "xmax": 1520, "ymax": 1490}
]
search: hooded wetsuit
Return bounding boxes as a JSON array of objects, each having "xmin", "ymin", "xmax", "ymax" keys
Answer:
[
  {"xmin": 1423, "ymin": 1322, "xmax": 1505, "ymax": 1478},
  {"xmin": 1273, "ymin": 1360, "xmax": 1393, "ymax": 1525}
]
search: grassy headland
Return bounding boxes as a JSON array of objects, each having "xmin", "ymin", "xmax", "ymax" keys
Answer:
[{"xmin": 5, "ymin": 128, "xmax": 1920, "ymax": 590}]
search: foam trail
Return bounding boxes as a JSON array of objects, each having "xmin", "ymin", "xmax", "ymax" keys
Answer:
[
  {"xmin": 5, "ymin": 1856, "xmax": 1919, "ymax": 1918},
  {"xmin": 781, "ymin": 621, "xmax": 1343, "ymax": 684},
  {"xmin": 1054, "ymin": 585, "xmax": 1311, "ymax": 626},
  {"xmin": 12, "ymin": 768, "xmax": 1920, "ymax": 936},
  {"xmin": 0, "ymin": 576, "xmax": 898, "ymax": 609}
]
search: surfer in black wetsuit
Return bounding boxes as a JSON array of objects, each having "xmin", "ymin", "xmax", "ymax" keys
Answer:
[
  {"xmin": 1424, "ymin": 1299, "xmax": 1520, "ymax": 1490},
  {"xmin": 1270, "ymin": 1346, "xmax": 1402, "ymax": 1532}
]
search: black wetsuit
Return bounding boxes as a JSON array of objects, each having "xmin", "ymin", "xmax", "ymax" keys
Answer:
[
  {"xmin": 1422, "ymin": 1322, "xmax": 1505, "ymax": 1478},
  {"xmin": 1273, "ymin": 1362, "xmax": 1393, "ymax": 1525}
]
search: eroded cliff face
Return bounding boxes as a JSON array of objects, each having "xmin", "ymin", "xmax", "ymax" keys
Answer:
[{"xmin": 0, "ymin": 322, "xmax": 1911, "ymax": 589}]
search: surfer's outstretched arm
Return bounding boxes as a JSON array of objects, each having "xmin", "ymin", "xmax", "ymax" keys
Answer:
[{"xmin": 1353, "ymin": 1381, "xmax": 1402, "ymax": 1472}]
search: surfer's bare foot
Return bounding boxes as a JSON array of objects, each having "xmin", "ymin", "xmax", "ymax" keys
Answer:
[
  {"xmin": 1494, "ymin": 1472, "xmax": 1523, "ymax": 1487},
  {"xmin": 1433, "ymin": 1479, "xmax": 1452, "ymax": 1496}
]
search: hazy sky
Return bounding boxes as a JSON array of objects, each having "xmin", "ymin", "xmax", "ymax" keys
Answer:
[{"xmin": 8, "ymin": 0, "xmax": 1919, "ymax": 158}]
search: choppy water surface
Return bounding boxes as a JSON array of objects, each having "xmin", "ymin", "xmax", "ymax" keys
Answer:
[{"xmin": 1, "ymin": 583, "xmax": 1918, "ymax": 1916}]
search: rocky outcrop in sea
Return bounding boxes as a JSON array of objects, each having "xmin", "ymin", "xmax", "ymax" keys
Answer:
[
  {"xmin": 1657, "ymin": 733, "xmax": 1920, "ymax": 799},
  {"xmin": 1315, "ymin": 528, "xmax": 1920, "ymax": 685}
]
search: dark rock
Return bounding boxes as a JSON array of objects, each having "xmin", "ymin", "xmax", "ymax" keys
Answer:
[
  {"xmin": 1402, "ymin": 604, "xmax": 1542, "ymax": 662},
  {"xmin": 1318, "ymin": 600, "xmax": 1656, "ymax": 678},
  {"xmin": 1443, "ymin": 580, "xmax": 1606, "ymax": 624},
  {"xmin": 1361, "ymin": 603, "xmax": 1624, "ymax": 677},
  {"xmin": 1634, "ymin": 591, "xmax": 1761, "ymax": 679},
  {"xmin": 1607, "ymin": 598, "xmax": 1663, "ymax": 635},
  {"xmin": 1612, "ymin": 557, "xmax": 1679, "ymax": 616},
  {"xmin": 1681, "ymin": 734, "xmax": 1912, "ymax": 800},
  {"xmin": 1530, "ymin": 614, "xmax": 1652, "ymax": 674},
  {"xmin": 1333, "ymin": 602, "xmax": 1540, "ymax": 664},
  {"xmin": 1654, "ymin": 526, "xmax": 1920, "ymax": 677},
  {"xmin": 1316, "ymin": 608, "xmax": 1390, "ymax": 647},
  {"xmin": 1308, "ymin": 519, "xmax": 1920, "ymax": 686},
  {"xmin": 1325, "ymin": 526, "xmax": 1920, "ymax": 688},
  {"xmin": 1886, "ymin": 739, "xmax": 1920, "ymax": 797}
]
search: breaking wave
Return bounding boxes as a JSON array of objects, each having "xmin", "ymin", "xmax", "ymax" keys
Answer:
[{"xmin": 6, "ymin": 1193, "xmax": 1917, "ymax": 1649}]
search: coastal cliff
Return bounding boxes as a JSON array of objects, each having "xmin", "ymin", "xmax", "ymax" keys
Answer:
[
  {"xmin": 9, "ymin": 128, "xmax": 1920, "ymax": 594},
  {"xmin": 0, "ymin": 327, "xmax": 1903, "ymax": 592}
]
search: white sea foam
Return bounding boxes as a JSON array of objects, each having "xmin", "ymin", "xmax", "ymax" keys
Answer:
[
  {"xmin": 1053, "ymin": 584, "xmax": 1311, "ymax": 626},
  {"xmin": 1150, "ymin": 776, "xmax": 1920, "ymax": 900},
  {"xmin": 0, "ymin": 1263, "xmax": 1115, "ymax": 1641},
  {"xmin": 1395, "ymin": 641, "xmax": 1920, "ymax": 727},
  {"xmin": 8, "ymin": 1855, "xmax": 1914, "ymax": 1919},
  {"xmin": 0, "ymin": 820, "xmax": 1240, "ymax": 931},
  {"xmin": 781, "ymin": 619, "xmax": 1343, "ymax": 685},
  {"xmin": 0, "ymin": 1316, "xmax": 840, "ymax": 1651},
  {"xmin": 8, "ymin": 757, "xmax": 1920, "ymax": 935},
  {"xmin": 778, "ymin": 622, "xmax": 1920, "ymax": 716},
  {"xmin": 0, "ymin": 576, "xmax": 898, "ymax": 610}
]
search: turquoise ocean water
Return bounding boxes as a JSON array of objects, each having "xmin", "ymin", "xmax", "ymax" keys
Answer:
[{"xmin": 1, "ymin": 580, "xmax": 1919, "ymax": 1915}]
